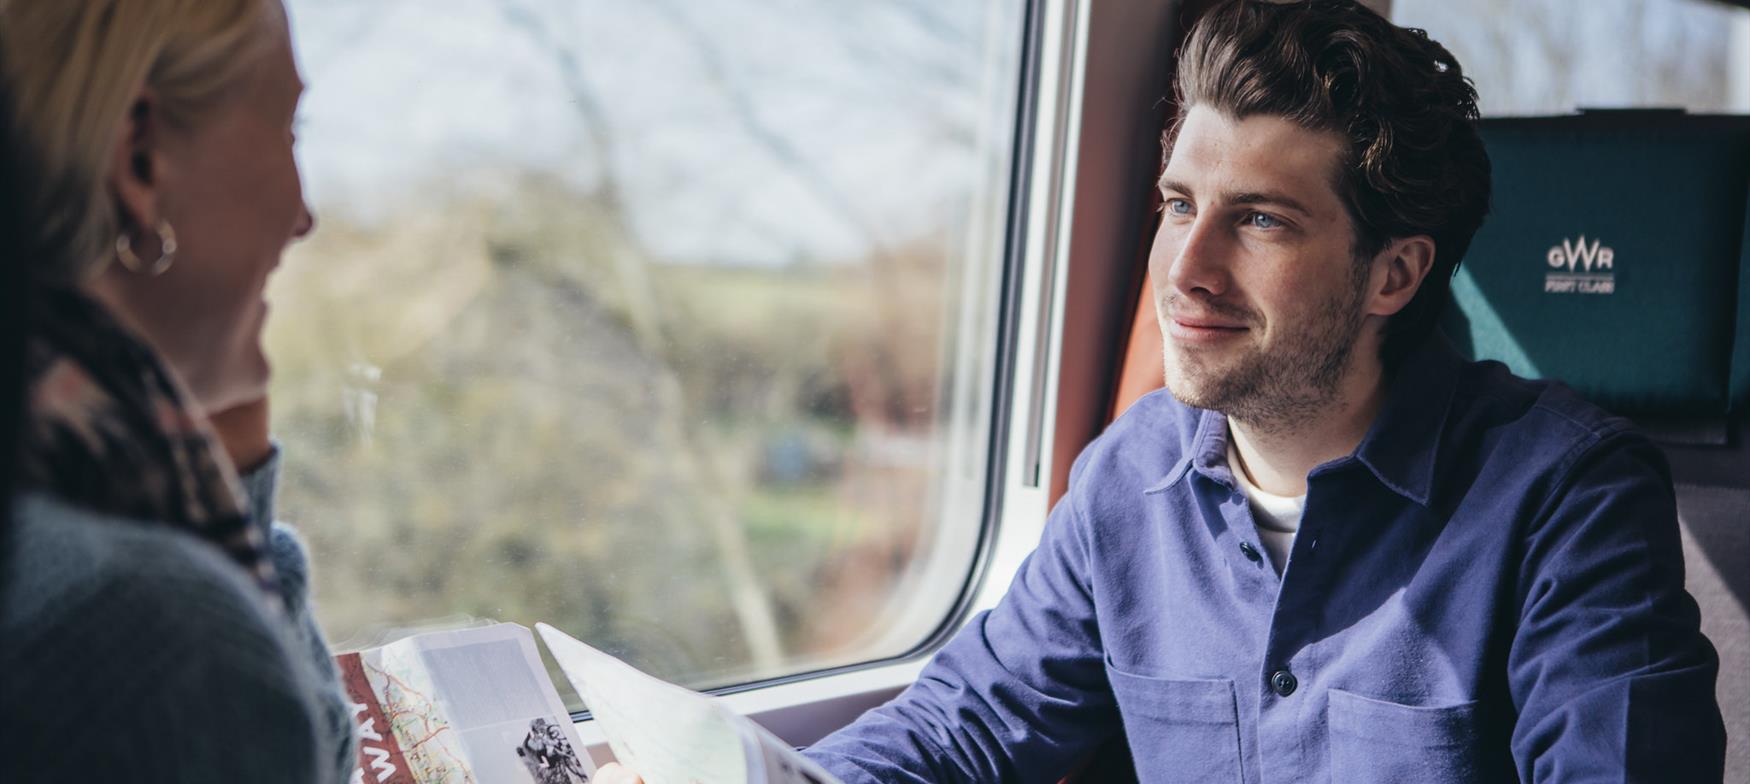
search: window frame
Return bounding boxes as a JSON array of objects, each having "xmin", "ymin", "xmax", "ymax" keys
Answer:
[
  {"xmin": 564, "ymin": 0, "xmax": 1062, "ymax": 736},
  {"xmin": 561, "ymin": 0, "xmax": 1198, "ymax": 756},
  {"xmin": 556, "ymin": 0, "xmax": 1070, "ymax": 749}
]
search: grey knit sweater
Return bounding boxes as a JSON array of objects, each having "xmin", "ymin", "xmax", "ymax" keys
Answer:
[{"xmin": 0, "ymin": 449, "xmax": 357, "ymax": 782}]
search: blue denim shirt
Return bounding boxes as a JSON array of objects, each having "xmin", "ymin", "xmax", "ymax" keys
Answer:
[{"xmin": 805, "ymin": 340, "xmax": 1724, "ymax": 783}]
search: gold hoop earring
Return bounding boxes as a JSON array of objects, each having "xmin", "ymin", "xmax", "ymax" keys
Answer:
[{"xmin": 114, "ymin": 220, "xmax": 177, "ymax": 276}]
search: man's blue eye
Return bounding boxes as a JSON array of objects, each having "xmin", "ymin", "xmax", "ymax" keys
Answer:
[
  {"xmin": 1165, "ymin": 199, "xmax": 1192, "ymax": 216},
  {"xmin": 1247, "ymin": 212, "xmax": 1281, "ymax": 229}
]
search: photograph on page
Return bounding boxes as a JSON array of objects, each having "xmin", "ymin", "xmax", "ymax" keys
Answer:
[{"xmin": 341, "ymin": 623, "xmax": 596, "ymax": 783}]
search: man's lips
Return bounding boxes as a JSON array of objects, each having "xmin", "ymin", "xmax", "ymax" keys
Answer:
[
  {"xmin": 1171, "ymin": 315, "xmax": 1246, "ymax": 329},
  {"xmin": 1167, "ymin": 313, "xmax": 1249, "ymax": 344}
]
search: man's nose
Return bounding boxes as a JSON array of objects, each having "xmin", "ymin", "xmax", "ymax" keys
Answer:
[{"xmin": 1162, "ymin": 216, "xmax": 1230, "ymax": 299}]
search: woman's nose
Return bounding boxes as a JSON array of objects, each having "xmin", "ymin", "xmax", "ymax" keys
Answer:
[{"xmin": 293, "ymin": 202, "xmax": 316, "ymax": 239}]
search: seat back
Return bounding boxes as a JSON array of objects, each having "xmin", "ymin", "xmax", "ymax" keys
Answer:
[{"xmin": 1443, "ymin": 110, "xmax": 1750, "ymax": 779}]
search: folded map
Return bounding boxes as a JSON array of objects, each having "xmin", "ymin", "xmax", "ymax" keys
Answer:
[
  {"xmin": 335, "ymin": 622, "xmax": 844, "ymax": 784},
  {"xmin": 337, "ymin": 623, "xmax": 596, "ymax": 784},
  {"xmin": 538, "ymin": 623, "xmax": 844, "ymax": 784}
]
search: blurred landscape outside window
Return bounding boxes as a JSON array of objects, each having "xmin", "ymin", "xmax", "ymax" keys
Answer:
[
  {"xmin": 1392, "ymin": 0, "xmax": 1750, "ymax": 116},
  {"xmin": 267, "ymin": 0, "xmax": 1025, "ymax": 709}
]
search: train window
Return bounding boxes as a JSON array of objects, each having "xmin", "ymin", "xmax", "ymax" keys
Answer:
[
  {"xmin": 1391, "ymin": 0, "xmax": 1750, "ymax": 115},
  {"xmin": 267, "ymin": 0, "xmax": 1026, "ymax": 707}
]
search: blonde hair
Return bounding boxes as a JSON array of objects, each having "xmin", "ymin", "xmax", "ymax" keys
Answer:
[{"xmin": 0, "ymin": 0, "xmax": 279, "ymax": 283}]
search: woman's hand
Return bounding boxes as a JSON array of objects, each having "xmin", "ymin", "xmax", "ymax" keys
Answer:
[
  {"xmin": 205, "ymin": 397, "xmax": 273, "ymax": 474},
  {"xmin": 593, "ymin": 762, "xmax": 645, "ymax": 784}
]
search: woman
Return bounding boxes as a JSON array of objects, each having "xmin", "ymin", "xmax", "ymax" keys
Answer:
[{"xmin": 0, "ymin": 0, "xmax": 354, "ymax": 780}]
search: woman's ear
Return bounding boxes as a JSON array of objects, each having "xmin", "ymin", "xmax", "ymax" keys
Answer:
[
  {"xmin": 108, "ymin": 91, "xmax": 164, "ymax": 239},
  {"xmin": 1367, "ymin": 235, "xmax": 1437, "ymax": 318}
]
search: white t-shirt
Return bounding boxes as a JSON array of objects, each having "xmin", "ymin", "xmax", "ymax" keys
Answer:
[{"xmin": 1226, "ymin": 438, "xmax": 1305, "ymax": 573}]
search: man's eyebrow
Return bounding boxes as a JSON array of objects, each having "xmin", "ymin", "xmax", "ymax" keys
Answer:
[
  {"xmin": 1156, "ymin": 179, "xmax": 1313, "ymax": 217},
  {"xmin": 1229, "ymin": 190, "xmax": 1312, "ymax": 216}
]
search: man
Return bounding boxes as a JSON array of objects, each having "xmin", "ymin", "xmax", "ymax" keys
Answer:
[{"xmin": 601, "ymin": 1, "xmax": 1725, "ymax": 781}]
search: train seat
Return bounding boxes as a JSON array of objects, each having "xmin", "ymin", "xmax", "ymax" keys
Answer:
[{"xmin": 1443, "ymin": 110, "xmax": 1750, "ymax": 780}]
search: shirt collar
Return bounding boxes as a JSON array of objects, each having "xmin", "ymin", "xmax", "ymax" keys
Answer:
[
  {"xmin": 1351, "ymin": 336, "xmax": 1461, "ymax": 507},
  {"xmin": 1143, "ymin": 336, "xmax": 1461, "ymax": 506},
  {"xmin": 1145, "ymin": 408, "xmax": 1225, "ymax": 495}
]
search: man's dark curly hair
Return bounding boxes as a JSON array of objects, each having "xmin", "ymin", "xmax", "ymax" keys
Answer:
[{"xmin": 1168, "ymin": 0, "xmax": 1493, "ymax": 367}]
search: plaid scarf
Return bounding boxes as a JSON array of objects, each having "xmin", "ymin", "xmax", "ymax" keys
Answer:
[{"xmin": 16, "ymin": 286, "xmax": 281, "ymax": 607}]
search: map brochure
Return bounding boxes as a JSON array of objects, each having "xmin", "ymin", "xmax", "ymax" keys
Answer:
[
  {"xmin": 536, "ymin": 623, "xmax": 846, "ymax": 784},
  {"xmin": 336, "ymin": 623, "xmax": 597, "ymax": 784}
]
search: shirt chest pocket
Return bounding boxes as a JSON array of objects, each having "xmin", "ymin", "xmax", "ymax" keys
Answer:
[
  {"xmin": 1327, "ymin": 688, "xmax": 1487, "ymax": 783},
  {"xmin": 1105, "ymin": 664, "xmax": 1243, "ymax": 784}
]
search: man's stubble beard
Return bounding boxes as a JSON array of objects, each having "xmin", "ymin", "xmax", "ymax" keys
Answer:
[{"xmin": 1162, "ymin": 261, "xmax": 1371, "ymax": 435}]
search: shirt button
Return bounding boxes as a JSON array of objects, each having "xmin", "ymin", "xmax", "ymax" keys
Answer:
[
  {"xmin": 1239, "ymin": 541, "xmax": 1262, "ymax": 562},
  {"xmin": 1270, "ymin": 669, "xmax": 1298, "ymax": 697}
]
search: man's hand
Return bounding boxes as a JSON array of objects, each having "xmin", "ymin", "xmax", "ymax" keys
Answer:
[
  {"xmin": 205, "ymin": 397, "xmax": 273, "ymax": 474},
  {"xmin": 593, "ymin": 762, "xmax": 644, "ymax": 783}
]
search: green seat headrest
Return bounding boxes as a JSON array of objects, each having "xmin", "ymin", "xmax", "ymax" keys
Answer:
[{"xmin": 1440, "ymin": 112, "xmax": 1750, "ymax": 418}]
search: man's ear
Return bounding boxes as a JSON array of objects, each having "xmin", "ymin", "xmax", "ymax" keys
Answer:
[
  {"xmin": 1367, "ymin": 235, "xmax": 1436, "ymax": 318},
  {"xmin": 108, "ymin": 91, "xmax": 164, "ymax": 240}
]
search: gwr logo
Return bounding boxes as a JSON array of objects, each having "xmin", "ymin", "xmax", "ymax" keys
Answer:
[
  {"xmin": 1547, "ymin": 236, "xmax": 1614, "ymax": 272},
  {"xmin": 1544, "ymin": 236, "xmax": 1615, "ymax": 295}
]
